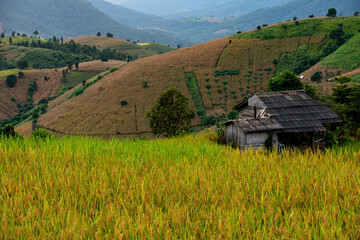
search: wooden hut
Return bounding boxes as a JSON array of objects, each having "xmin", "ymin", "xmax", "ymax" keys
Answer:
[{"xmin": 225, "ymin": 91, "xmax": 341, "ymax": 150}]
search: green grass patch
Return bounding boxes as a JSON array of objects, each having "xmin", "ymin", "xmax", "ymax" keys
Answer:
[
  {"xmin": 351, "ymin": 74, "xmax": 360, "ymax": 83},
  {"xmin": 0, "ymin": 36, "xmax": 47, "ymax": 45},
  {"xmin": 139, "ymin": 42, "xmax": 176, "ymax": 54},
  {"xmin": 234, "ymin": 17, "xmax": 360, "ymax": 40},
  {"xmin": 0, "ymin": 136, "xmax": 359, "ymax": 238},
  {"xmin": 0, "ymin": 69, "xmax": 37, "ymax": 78},
  {"xmin": 321, "ymin": 33, "xmax": 360, "ymax": 70},
  {"xmin": 184, "ymin": 72, "xmax": 206, "ymax": 121},
  {"xmin": 62, "ymin": 71, "xmax": 97, "ymax": 89}
]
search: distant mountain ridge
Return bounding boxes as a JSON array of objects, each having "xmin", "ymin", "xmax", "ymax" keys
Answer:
[
  {"xmin": 167, "ymin": 0, "xmax": 293, "ymax": 19},
  {"xmin": 0, "ymin": 0, "xmax": 191, "ymax": 47},
  {"xmin": 118, "ymin": 0, "xmax": 230, "ymax": 16},
  {"xmin": 89, "ymin": 0, "xmax": 358, "ymax": 44}
]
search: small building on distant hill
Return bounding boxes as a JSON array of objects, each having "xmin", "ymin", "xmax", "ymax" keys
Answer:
[{"xmin": 224, "ymin": 91, "xmax": 341, "ymax": 150}]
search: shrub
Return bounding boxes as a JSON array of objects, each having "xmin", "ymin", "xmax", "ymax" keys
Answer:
[
  {"xmin": 205, "ymin": 83, "xmax": 211, "ymax": 89},
  {"xmin": 17, "ymin": 60, "xmax": 28, "ymax": 69},
  {"xmin": 142, "ymin": 81, "xmax": 149, "ymax": 88},
  {"xmin": 120, "ymin": 100, "xmax": 128, "ymax": 106},
  {"xmin": 110, "ymin": 67, "xmax": 118, "ymax": 73},
  {"xmin": 203, "ymin": 115, "xmax": 217, "ymax": 125},
  {"xmin": 18, "ymin": 71, "xmax": 24, "ymax": 79},
  {"xmin": 0, "ymin": 124, "xmax": 18, "ymax": 138},
  {"xmin": 311, "ymin": 71, "xmax": 323, "ymax": 83},
  {"xmin": 6, "ymin": 75, "xmax": 17, "ymax": 88},
  {"xmin": 31, "ymin": 129, "xmax": 53, "ymax": 139},
  {"xmin": 227, "ymin": 110, "xmax": 239, "ymax": 120}
]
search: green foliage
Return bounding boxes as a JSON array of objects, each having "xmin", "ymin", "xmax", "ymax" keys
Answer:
[
  {"xmin": 142, "ymin": 81, "xmax": 149, "ymax": 88},
  {"xmin": 276, "ymin": 44, "xmax": 321, "ymax": 75},
  {"xmin": 18, "ymin": 71, "xmax": 24, "ymax": 79},
  {"xmin": 184, "ymin": 73, "xmax": 206, "ymax": 122},
  {"xmin": 28, "ymin": 81, "xmax": 37, "ymax": 99},
  {"xmin": 227, "ymin": 110, "xmax": 239, "ymax": 120},
  {"xmin": 311, "ymin": 71, "xmax": 323, "ymax": 83},
  {"xmin": 110, "ymin": 67, "xmax": 118, "ymax": 73},
  {"xmin": 326, "ymin": 8, "xmax": 337, "ymax": 18},
  {"xmin": 215, "ymin": 69, "xmax": 240, "ymax": 76},
  {"xmin": 146, "ymin": 88, "xmax": 195, "ymax": 136},
  {"xmin": 17, "ymin": 59, "xmax": 28, "ymax": 69},
  {"xmin": 20, "ymin": 49, "xmax": 89, "ymax": 69},
  {"xmin": 120, "ymin": 100, "xmax": 128, "ymax": 106},
  {"xmin": 0, "ymin": 124, "xmax": 19, "ymax": 138},
  {"xmin": 304, "ymin": 84, "xmax": 318, "ymax": 99},
  {"xmin": 321, "ymin": 33, "xmax": 360, "ymax": 70},
  {"xmin": 267, "ymin": 70, "xmax": 303, "ymax": 92},
  {"xmin": 202, "ymin": 115, "xmax": 217, "ymax": 126},
  {"xmin": 5, "ymin": 75, "xmax": 17, "ymax": 88},
  {"xmin": 31, "ymin": 129, "xmax": 53, "ymax": 139},
  {"xmin": 69, "ymin": 87, "xmax": 85, "ymax": 99},
  {"xmin": 234, "ymin": 18, "xmax": 360, "ymax": 41}
]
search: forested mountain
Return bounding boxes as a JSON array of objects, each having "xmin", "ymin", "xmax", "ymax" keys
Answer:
[
  {"xmin": 89, "ymin": 0, "xmax": 358, "ymax": 44},
  {"xmin": 167, "ymin": 0, "xmax": 292, "ymax": 19},
  {"xmin": 0, "ymin": 0, "xmax": 191, "ymax": 47},
  {"xmin": 88, "ymin": 0, "xmax": 173, "ymax": 28},
  {"xmin": 117, "ymin": 0, "xmax": 230, "ymax": 16}
]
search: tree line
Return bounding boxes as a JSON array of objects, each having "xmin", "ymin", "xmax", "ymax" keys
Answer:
[{"xmin": 10, "ymin": 36, "xmax": 138, "ymax": 63}]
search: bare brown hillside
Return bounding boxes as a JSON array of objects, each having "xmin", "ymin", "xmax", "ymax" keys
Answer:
[
  {"xmin": 39, "ymin": 37, "xmax": 231, "ymax": 135},
  {"xmin": 0, "ymin": 60, "xmax": 125, "ymax": 121}
]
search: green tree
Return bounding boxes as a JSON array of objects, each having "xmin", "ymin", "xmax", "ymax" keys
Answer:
[
  {"xmin": 326, "ymin": 8, "xmax": 337, "ymax": 18},
  {"xmin": 256, "ymin": 25, "xmax": 262, "ymax": 31},
  {"xmin": 6, "ymin": 75, "xmax": 17, "ymax": 88},
  {"xmin": 355, "ymin": 11, "xmax": 359, "ymax": 17},
  {"xmin": 9, "ymin": 37, "xmax": 13, "ymax": 44},
  {"xmin": 146, "ymin": 88, "xmax": 195, "ymax": 136},
  {"xmin": 267, "ymin": 70, "xmax": 303, "ymax": 92},
  {"xmin": 34, "ymin": 30, "xmax": 38, "ymax": 37},
  {"xmin": 227, "ymin": 110, "xmax": 239, "ymax": 120},
  {"xmin": 17, "ymin": 60, "xmax": 28, "ymax": 69},
  {"xmin": 0, "ymin": 32, "xmax": 4, "ymax": 38},
  {"xmin": 97, "ymin": 32, "xmax": 101, "ymax": 37},
  {"xmin": 106, "ymin": 32, "xmax": 113, "ymax": 38}
]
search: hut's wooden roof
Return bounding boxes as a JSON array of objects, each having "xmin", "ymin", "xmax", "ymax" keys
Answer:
[{"xmin": 232, "ymin": 91, "xmax": 341, "ymax": 133}]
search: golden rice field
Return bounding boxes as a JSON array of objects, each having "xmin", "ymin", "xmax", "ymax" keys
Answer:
[{"xmin": 0, "ymin": 135, "xmax": 359, "ymax": 239}]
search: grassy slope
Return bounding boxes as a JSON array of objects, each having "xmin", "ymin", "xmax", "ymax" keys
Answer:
[
  {"xmin": 35, "ymin": 17, "xmax": 360, "ymax": 135},
  {"xmin": 321, "ymin": 33, "xmax": 360, "ymax": 69},
  {"xmin": 0, "ymin": 38, "xmax": 90, "ymax": 69},
  {"xmin": 65, "ymin": 35, "xmax": 155, "ymax": 58},
  {"xmin": 234, "ymin": 17, "xmax": 360, "ymax": 40},
  {"xmin": 138, "ymin": 42, "xmax": 176, "ymax": 54},
  {"xmin": 0, "ymin": 136, "xmax": 359, "ymax": 238}
]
